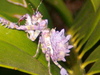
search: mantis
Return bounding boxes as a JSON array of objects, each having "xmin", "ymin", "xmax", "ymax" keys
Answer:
[{"xmin": 0, "ymin": 7, "xmax": 73, "ymax": 75}]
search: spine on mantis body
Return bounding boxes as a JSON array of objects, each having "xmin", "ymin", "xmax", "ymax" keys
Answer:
[
  {"xmin": 0, "ymin": 12, "xmax": 48, "ymax": 31},
  {"xmin": 50, "ymin": 29, "xmax": 73, "ymax": 75},
  {"xmin": 0, "ymin": 17, "xmax": 18, "ymax": 29},
  {"xmin": 40, "ymin": 28, "xmax": 73, "ymax": 75},
  {"xmin": 0, "ymin": 12, "xmax": 48, "ymax": 41}
]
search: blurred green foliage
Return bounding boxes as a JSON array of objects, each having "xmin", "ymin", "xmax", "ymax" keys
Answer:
[{"xmin": 0, "ymin": 0, "xmax": 100, "ymax": 75}]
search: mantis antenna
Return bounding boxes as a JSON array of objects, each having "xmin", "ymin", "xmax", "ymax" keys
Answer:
[
  {"xmin": 36, "ymin": 0, "xmax": 43, "ymax": 12},
  {"xmin": 28, "ymin": 0, "xmax": 43, "ymax": 14}
]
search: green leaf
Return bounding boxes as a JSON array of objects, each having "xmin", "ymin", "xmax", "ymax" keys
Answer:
[
  {"xmin": 0, "ymin": 39, "xmax": 49, "ymax": 75},
  {"xmin": 46, "ymin": 0, "xmax": 73, "ymax": 27},
  {"xmin": 79, "ymin": 22, "xmax": 100, "ymax": 59},
  {"xmin": 7, "ymin": 0, "xmax": 27, "ymax": 7},
  {"xmin": 0, "ymin": 0, "xmax": 59, "ymax": 75},
  {"xmin": 91, "ymin": 0, "xmax": 100, "ymax": 11},
  {"xmin": 0, "ymin": 24, "xmax": 60, "ymax": 75},
  {"xmin": 82, "ymin": 46, "xmax": 100, "ymax": 75},
  {"xmin": 0, "ymin": 0, "xmax": 100, "ymax": 75},
  {"xmin": 0, "ymin": 0, "xmax": 53, "ymax": 27},
  {"xmin": 0, "ymin": 0, "xmax": 28, "ymax": 22},
  {"xmin": 67, "ymin": 0, "xmax": 100, "ymax": 75},
  {"xmin": 0, "ymin": 25, "xmax": 49, "ymax": 75}
]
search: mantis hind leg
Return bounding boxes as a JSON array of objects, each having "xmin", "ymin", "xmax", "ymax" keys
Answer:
[{"xmin": 33, "ymin": 37, "xmax": 41, "ymax": 57}]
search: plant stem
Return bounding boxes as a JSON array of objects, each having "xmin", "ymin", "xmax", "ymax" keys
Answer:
[{"xmin": 69, "ymin": 49, "xmax": 85, "ymax": 75}]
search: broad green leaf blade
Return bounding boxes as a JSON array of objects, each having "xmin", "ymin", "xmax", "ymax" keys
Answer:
[
  {"xmin": 79, "ymin": 22, "xmax": 100, "ymax": 59},
  {"xmin": 0, "ymin": 0, "xmax": 53, "ymax": 27},
  {"xmin": 67, "ymin": 1, "xmax": 94, "ymax": 44},
  {"xmin": 7, "ymin": 0, "xmax": 27, "ymax": 7},
  {"xmin": 83, "ymin": 46, "xmax": 100, "ymax": 75},
  {"xmin": 0, "ymin": 0, "xmax": 28, "ymax": 22},
  {"xmin": 91, "ymin": 0, "xmax": 100, "ymax": 11},
  {"xmin": 0, "ymin": 0, "xmax": 59, "ymax": 74},
  {"xmin": 87, "ymin": 60, "xmax": 100, "ymax": 75},
  {"xmin": 46, "ymin": 0, "xmax": 73, "ymax": 27},
  {"xmin": 0, "ymin": 25, "xmax": 60, "ymax": 75},
  {"xmin": 0, "ymin": 25, "xmax": 37, "ymax": 55},
  {"xmin": 68, "ymin": 0, "xmax": 100, "ymax": 52},
  {"xmin": 68, "ymin": 0, "xmax": 96, "ymax": 37},
  {"xmin": 67, "ymin": 0, "xmax": 100, "ymax": 75},
  {"xmin": 0, "ymin": 40, "xmax": 49, "ymax": 75}
]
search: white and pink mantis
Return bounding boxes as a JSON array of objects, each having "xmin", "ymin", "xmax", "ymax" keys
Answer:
[{"xmin": 0, "ymin": 11, "xmax": 73, "ymax": 75}]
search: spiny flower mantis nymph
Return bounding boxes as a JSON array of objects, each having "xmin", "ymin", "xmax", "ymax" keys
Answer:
[
  {"xmin": 0, "ymin": 1, "xmax": 73, "ymax": 75},
  {"xmin": 0, "ymin": 12, "xmax": 73, "ymax": 75}
]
